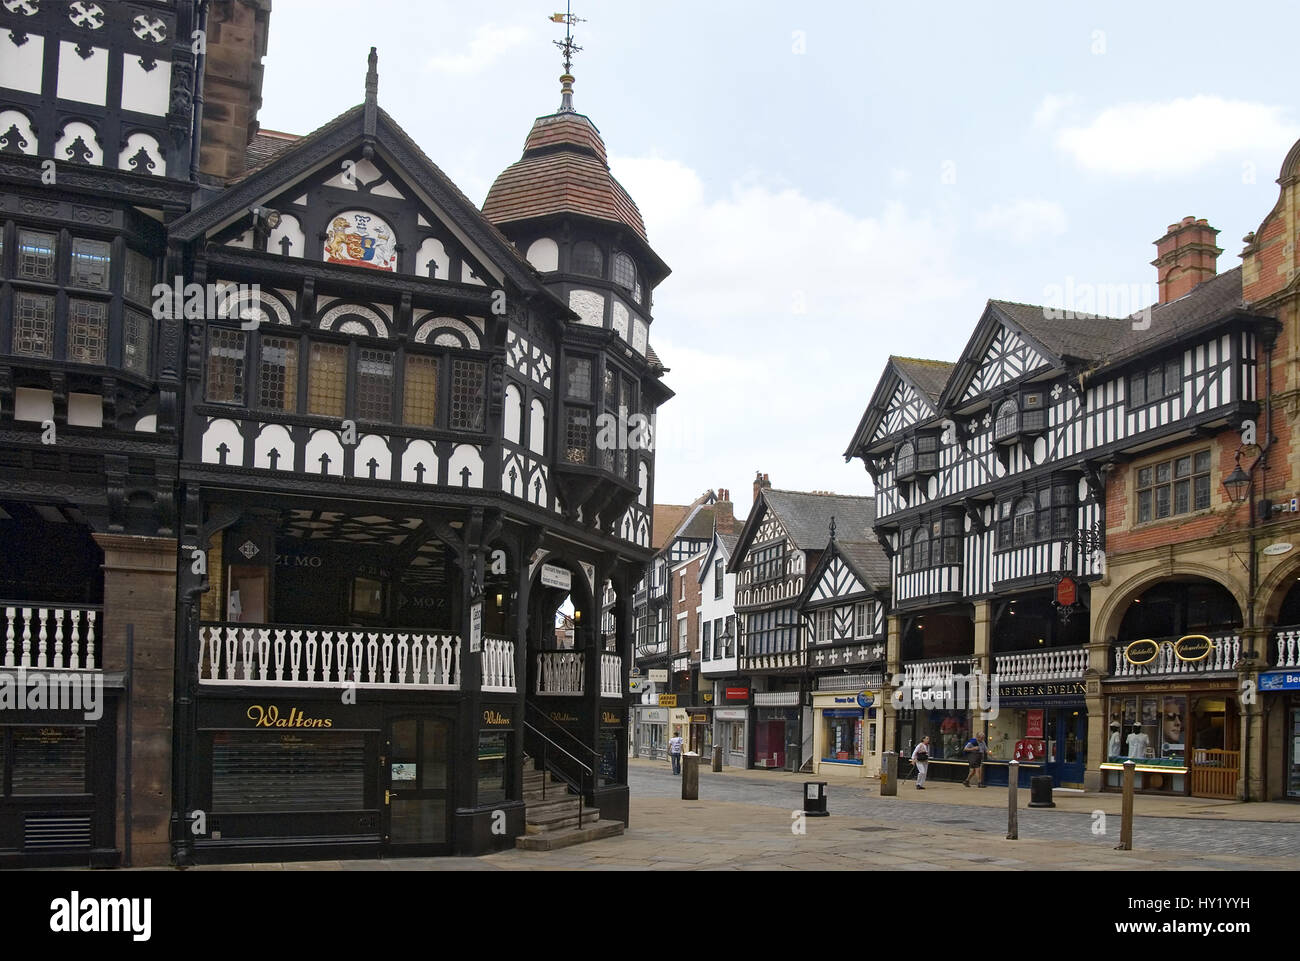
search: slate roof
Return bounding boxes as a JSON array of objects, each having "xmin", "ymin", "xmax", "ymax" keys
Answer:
[
  {"xmin": 245, "ymin": 129, "xmax": 300, "ymax": 171},
  {"xmin": 991, "ymin": 266, "xmax": 1248, "ymax": 371},
  {"xmin": 837, "ymin": 539, "xmax": 892, "ymax": 591},
  {"xmin": 892, "ymin": 356, "xmax": 954, "ymax": 405},
  {"xmin": 762, "ymin": 490, "xmax": 878, "ymax": 551},
  {"xmin": 482, "ymin": 111, "xmax": 647, "ymax": 241}
]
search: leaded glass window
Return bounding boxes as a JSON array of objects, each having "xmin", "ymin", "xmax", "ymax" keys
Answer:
[
  {"xmin": 450, "ymin": 358, "xmax": 485, "ymax": 432},
  {"xmin": 13, "ymin": 292, "xmax": 54, "ymax": 357},
  {"xmin": 258, "ymin": 336, "xmax": 299, "ymax": 411},
  {"xmin": 403, "ymin": 355, "xmax": 438, "ymax": 426},
  {"xmin": 70, "ymin": 239, "xmax": 111, "ymax": 290},
  {"xmin": 356, "ymin": 348, "xmax": 393, "ymax": 421},
  {"xmin": 308, "ymin": 343, "xmax": 346, "ymax": 417},
  {"xmin": 18, "ymin": 230, "xmax": 55, "ymax": 281},
  {"xmin": 67, "ymin": 299, "xmax": 106, "ymax": 364},
  {"xmin": 207, "ymin": 328, "xmax": 247, "ymax": 404}
]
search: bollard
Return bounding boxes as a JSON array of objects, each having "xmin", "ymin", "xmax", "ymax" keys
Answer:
[
  {"xmin": 682, "ymin": 752, "xmax": 700, "ymax": 800},
  {"xmin": 880, "ymin": 751, "xmax": 898, "ymax": 797},
  {"xmin": 1028, "ymin": 775, "xmax": 1055, "ymax": 808},
  {"xmin": 1006, "ymin": 759, "xmax": 1019, "ymax": 840},
  {"xmin": 1116, "ymin": 759, "xmax": 1135, "ymax": 850},
  {"xmin": 712, "ymin": 743, "xmax": 722, "ymax": 773}
]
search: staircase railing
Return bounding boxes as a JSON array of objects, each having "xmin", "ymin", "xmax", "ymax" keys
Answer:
[{"xmin": 523, "ymin": 702, "xmax": 601, "ymax": 830}]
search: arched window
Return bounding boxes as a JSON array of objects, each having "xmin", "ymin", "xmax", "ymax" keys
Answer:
[
  {"xmin": 895, "ymin": 441, "xmax": 916, "ymax": 478},
  {"xmin": 994, "ymin": 398, "xmax": 1019, "ymax": 440},
  {"xmin": 613, "ymin": 252, "xmax": 637, "ymax": 292},
  {"xmin": 1013, "ymin": 497, "xmax": 1036, "ymax": 546},
  {"xmin": 913, "ymin": 525, "xmax": 930, "ymax": 569},
  {"xmin": 572, "ymin": 241, "xmax": 603, "ymax": 278}
]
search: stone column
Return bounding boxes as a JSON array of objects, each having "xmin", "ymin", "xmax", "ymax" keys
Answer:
[
  {"xmin": 94, "ymin": 533, "xmax": 177, "ymax": 868},
  {"xmin": 972, "ymin": 599, "xmax": 992, "ymax": 676},
  {"xmin": 881, "ymin": 613, "xmax": 902, "ymax": 756}
]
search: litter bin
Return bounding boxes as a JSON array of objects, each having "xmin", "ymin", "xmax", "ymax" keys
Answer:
[
  {"xmin": 880, "ymin": 751, "xmax": 898, "ymax": 796},
  {"xmin": 804, "ymin": 781, "xmax": 829, "ymax": 817},
  {"xmin": 1028, "ymin": 775, "xmax": 1055, "ymax": 808}
]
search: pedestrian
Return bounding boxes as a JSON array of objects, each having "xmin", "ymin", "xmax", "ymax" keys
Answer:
[
  {"xmin": 910, "ymin": 736, "xmax": 931, "ymax": 789},
  {"xmin": 962, "ymin": 731, "xmax": 988, "ymax": 787},
  {"xmin": 668, "ymin": 730, "xmax": 684, "ymax": 775}
]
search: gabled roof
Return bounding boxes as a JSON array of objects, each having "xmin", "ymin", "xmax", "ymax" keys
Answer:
[
  {"xmin": 651, "ymin": 504, "xmax": 692, "ymax": 552},
  {"xmin": 939, "ymin": 268, "xmax": 1264, "ymax": 412},
  {"xmin": 796, "ymin": 535, "xmax": 890, "ymax": 609},
  {"xmin": 651, "ymin": 490, "xmax": 718, "ymax": 553},
  {"xmin": 730, "ymin": 489, "xmax": 877, "ymax": 570},
  {"xmin": 843, "ymin": 356, "xmax": 954, "ymax": 459},
  {"xmin": 696, "ymin": 529, "xmax": 739, "ymax": 584},
  {"xmin": 173, "ymin": 102, "xmax": 559, "ymax": 301}
]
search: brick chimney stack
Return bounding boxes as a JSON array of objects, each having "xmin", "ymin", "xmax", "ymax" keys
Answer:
[
  {"xmin": 1152, "ymin": 216, "xmax": 1222, "ymax": 304},
  {"xmin": 715, "ymin": 488, "xmax": 737, "ymax": 535},
  {"xmin": 752, "ymin": 471, "xmax": 771, "ymax": 503}
]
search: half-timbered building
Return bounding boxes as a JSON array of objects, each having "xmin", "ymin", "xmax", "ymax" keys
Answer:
[
  {"xmin": 727, "ymin": 475, "xmax": 884, "ymax": 770},
  {"xmin": 847, "ymin": 189, "xmax": 1300, "ymax": 794},
  {"xmin": 0, "ymin": 0, "xmax": 211, "ymax": 867},
  {"xmin": 159, "ymin": 49, "xmax": 672, "ymax": 860}
]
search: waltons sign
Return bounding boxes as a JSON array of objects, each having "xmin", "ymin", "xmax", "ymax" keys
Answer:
[{"xmin": 1122, "ymin": 635, "xmax": 1214, "ymax": 666}]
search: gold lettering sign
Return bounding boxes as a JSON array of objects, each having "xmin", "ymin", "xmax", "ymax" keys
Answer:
[
  {"xmin": 1173, "ymin": 634, "xmax": 1213, "ymax": 663},
  {"xmin": 482, "ymin": 710, "xmax": 511, "ymax": 726},
  {"xmin": 601, "ymin": 711, "xmax": 620, "ymax": 725},
  {"xmin": 658, "ymin": 694, "xmax": 677, "ymax": 707},
  {"xmin": 247, "ymin": 705, "xmax": 334, "ymax": 728},
  {"xmin": 1123, "ymin": 639, "xmax": 1160, "ymax": 666}
]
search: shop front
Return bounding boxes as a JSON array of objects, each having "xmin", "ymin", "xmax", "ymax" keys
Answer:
[
  {"xmin": 686, "ymin": 709, "xmax": 712, "ymax": 758},
  {"xmin": 713, "ymin": 708, "xmax": 749, "ymax": 768},
  {"xmin": 984, "ymin": 681, "xmax": 1088, "ymax": 788},
  {"xmin": 894, "ymin": 706, "xmax": 974, "ymax": 782},
  {"xmin": 811, "ymin": 691, "xmax": 879, "ymax": 777},
  {"xmin": 753, "ymin": 706, "xmax": 800, "ymax": 770},
  {"xmin": 188, "ymin": 693, "xmax": 521, "ymax": 862},
  {"xmin": 633, "ymin": 706, "xmax": 668, "ymax": 760},
  {"xmin": 1100, "ymin": 678, "xmax": 1239, "ymax": 798},
  {"xmin": 1259, "ymin": 670, "xmax": 1300, "ymax": 800}
]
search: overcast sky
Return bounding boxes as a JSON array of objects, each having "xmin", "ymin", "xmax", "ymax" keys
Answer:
[{"xmin": 257, "ymin": 1, "xmax": 1300, "ymax": 519}]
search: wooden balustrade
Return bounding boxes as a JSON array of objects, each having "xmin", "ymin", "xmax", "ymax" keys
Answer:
[{"xmin": 3, "ymin": 605, "xmax": 100, "ymax": 671}]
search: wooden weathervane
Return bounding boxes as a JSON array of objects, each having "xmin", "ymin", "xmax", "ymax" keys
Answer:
[{"xmin": 550, "ymin": 3, "xmax": 585, "ymax": 111}]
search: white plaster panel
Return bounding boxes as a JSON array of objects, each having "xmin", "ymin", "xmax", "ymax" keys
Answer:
[
  {"xmin": 611, "ymin": 299, "xmax": 630, "ymax": 341},
  {"xmin": 416, "ymin": 238, "xmax": 450, "ymax": 280},
  {"xmin": 504, "ymin": 385, "xmax": 522, "ymax": 444},
  {"xmin": 632, "ymin": 319, "xmax": 648, "ymax": 355},
  {"xmin": 253, "ymin": 423, "xmax": 293, "ymax": 470},
  {"xmin": 0, "ymin": 110, "xmax": 36, "ymax": 154},
  {"xmin": 525, "ymin": 237, "xmax": 559, "ymax": 272},
  {"xmin": 267, "ymin": 214, "xmax": 305, "ymax": 258},
  {"xmin": 569, "ymin": 289, "xmax": 605, "ymax": 326},
  {"xmin": 401, "ymin": 439, "xmax": 437, "ymax": 484},
  {"xmin": 120, "ymin": 55, "xmax": 170, "ymax": 115},
  {"xmin": 67, "ymin": 392, "xmax": 102, "ymax": 428},
  {"xmin": 304, "ymin": 429, "xmax": 344, "ymax": 476},
  {"xmin": 528, "ymin": 399, "xmax": 546, "ymax": 456},
  {"xmin": 14, "ymin": 388, "xmax": 53, "ymax": 423},
  {"xmin": 449, "ymin": 444, "xmax": 484, "ymax": 488},
  {"xmin": 54, "ymin": 120, "xmax": 103, "ymax": 165},
  {"xmin": 118, "ymin": 131, "xmax": 165, "ymax": 176},
  {"xmin": 57, "ymin": 41, "xmax": 108, "ymax": 105},
  {"xmin": 0, "ymin": 33, "xmax": 43, "ymax": 94},
  {"xmin": 203, "ymin": 418, "xmax": 244, "ymax": 466},
  {"xmin": 351, "ymin": 434, "xmax": 392, "ymax": 480}
]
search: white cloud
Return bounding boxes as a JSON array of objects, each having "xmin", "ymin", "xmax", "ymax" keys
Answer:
[
  {"xmin": 1054, "ymin": 96, "xmax": 1299, "ymax": 175},
  {"xmin": 608, "ymin": 153, "xmax": 975, "ymax": 506},
  {"xmin": 976, "ymin": 199, "xmax": 1068, "ymax": 244},
  {"xmin": 425, "ymin": 24, "xmax": 528, "ymax": 74},
  {"xmin": 1033, "ymin": 93, "xmax": 1079, "ymax": 129}
]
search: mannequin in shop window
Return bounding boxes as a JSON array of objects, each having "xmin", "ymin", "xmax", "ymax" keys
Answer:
[
  {"xmin": 1107, "ymin": 723, "xmax": 1122, "ymax": 761},
  {"xmin": 1125, "ymin": 725, "xmax": 1150, "ymax": 759}
]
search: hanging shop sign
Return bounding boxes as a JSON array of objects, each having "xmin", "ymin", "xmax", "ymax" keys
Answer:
[
  {"xmin": 1051, "ymin": 574, "xmax": 1085, "ymax": 624},
  {"xmin": 540, "ymin": 563, "xmax": 572, "ymax": 590},
  {"xmin": 469, "ymin": 601, "xmax": 483, "ymax": 653},
  {"xmin": 856, "ymin": 691, "xmax": 875, "ymax": 709}
]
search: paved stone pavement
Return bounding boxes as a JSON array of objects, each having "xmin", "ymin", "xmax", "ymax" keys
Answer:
[{"xmin": 188, "ymin": 761, "xmax": 1300, "ymax": 871}]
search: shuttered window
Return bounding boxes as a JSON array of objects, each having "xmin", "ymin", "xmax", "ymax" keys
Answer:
[{"xmin": 211, "ymin": 731, "xmax": 366, "ymax": 811}]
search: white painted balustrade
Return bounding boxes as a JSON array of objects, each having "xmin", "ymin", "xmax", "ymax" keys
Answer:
[
  {"xmin": 3, "ymin": 606, "xmax": 99, "ymax": 670},
  {"xmin": 536, "ymin": 651, "xmax": 584, "ymax": 695},
  {"xmin": 994, "ymin": 647, "xmax": 1088, "ymax": 682},
  {"xmin": 1275, "ymin": 627, "xmax": 1300, "ymax": 668},
  {"xmin": 198, "ymin": 624, "xmax": 460, "ymax": 689},
  {"xmin": 1111, "ymin": 633, "xmax": 1241, "ymax": 677},
  {"xmin": 817, "ymin": 673, "xmax": 885, "ymax": 691},
  {"xmin": 600, "ymin": 653, "xmax": 622, "ymax": 698},
  {"xmin": 481, "ymin": 636, "xmax": 516, "ymax": 693},
  {"xmin": 902, "ymin": 657, "xmax": 976, "ymax": 689}
]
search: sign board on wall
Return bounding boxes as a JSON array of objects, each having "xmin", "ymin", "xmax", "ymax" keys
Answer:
[
  {"xmin": 725, "ymin": 687, "xmax": 749, "ymax": 700},
  {"xmin": 658, "ymin": 694, "xmax": 677, "ymax": 707},
  {"xmin": 648, "ymin": 669, "xmax": 668, "ymax": 683},
  {"xmin": 540, "ymin": 563, "xmax": 572, "ymax": 590},
  {"xmin": 1026, "ymin": 709, "xmax": 1044, "ymax": 739},
  {"xmin": 469, "ymin": 601, "xmax": 482, "ymax": 653}
]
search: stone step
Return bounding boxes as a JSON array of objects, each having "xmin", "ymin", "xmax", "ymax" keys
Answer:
[
  {"xmin": 525, "ymin": 803, "xmax": 601, "ymax": 831},
  {"xmin": 523, "ymin": 796, "xmax": 581, "ymax": 818},
  {"xmin": 515, "ymin": 820, "xmax": 624, "ymax": 851}
]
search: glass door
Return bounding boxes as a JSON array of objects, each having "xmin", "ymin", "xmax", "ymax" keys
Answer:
[
  {"xmin": 1288, "ymin": 706, "xmax": 1300, "ymax": 800},
  {"xmin": 383, "ymin": 716, "xmax": 451, "ymax": 855}
]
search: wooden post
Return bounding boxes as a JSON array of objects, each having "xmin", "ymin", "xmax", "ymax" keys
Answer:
[
  {"xmin": 1006, "ymin": 759, "xmax": 1019, "ymax": 840},
  {"xmin": 1117, "ymin": 759, "xmax": 1135, "ymax": 850},
  {"xmin": 682, "ymin": 752, "xmax": 699, "ymax": 800}
]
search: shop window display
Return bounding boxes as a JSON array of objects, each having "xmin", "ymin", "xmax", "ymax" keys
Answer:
[
  {"xmin": 822, "ymin": 711, "xmax": 863, "ymax": 763},
  {"xmin": 1107, "ymin": 695, "xmax": 1185, "ymax": 762}
]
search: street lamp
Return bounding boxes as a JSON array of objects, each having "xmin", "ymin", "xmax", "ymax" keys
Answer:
[{"xmin": 1222, "ymin": 453, "xmax": 1252, "ymax": 505}]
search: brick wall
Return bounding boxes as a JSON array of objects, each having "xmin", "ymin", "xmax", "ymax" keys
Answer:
[{"xmin": 199, "ymin": 0, "xmax": 272, "ymax": 181}]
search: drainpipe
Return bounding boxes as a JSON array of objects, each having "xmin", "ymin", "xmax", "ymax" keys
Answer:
[{"xmin": 188, "ymin": 0, "xmax": 210, "ymax": 183}]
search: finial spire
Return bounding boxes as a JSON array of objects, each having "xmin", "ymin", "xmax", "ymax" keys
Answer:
[
  {"xmin": 549, "ymin": 3, "xmax": 585, "ymax": 112},
  {"xmin": 829, "ymin": 516, "xmax": 837, "ymax": 542},
  {"xmin": 366, "ymin": 47, "xmax": 378, "ymax": 103},
  {"xmin": 363, "ymin": 47, "xmax": 378, "ymax": 145}
]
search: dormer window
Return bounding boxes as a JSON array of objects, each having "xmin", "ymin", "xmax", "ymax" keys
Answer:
[
  {"xmin": 895, "ymin": 431, "xmax": 939, "ymax": 481},
  {"xmin": 895, "ymin": 441, "xmax": 916, "ymax": 480},
  {"xmin": 993, "ymin": 388, "xmax": 1047, "ymax": 444}
]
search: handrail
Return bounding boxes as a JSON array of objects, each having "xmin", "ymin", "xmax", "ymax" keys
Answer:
[
  {"xmin": 523, "ymin": 719, "xmax": 593, "ymax": 830},
  {"xmin": 524, "ymin": 700, "xmax": 600, "ymax": 764}
]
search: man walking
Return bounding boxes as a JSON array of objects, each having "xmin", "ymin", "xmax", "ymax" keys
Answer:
[
  {"xmin": 962, "ymin": 731, "xmax": 988, "ymax": 787},
  {"xmin": 668, "ymin": 730, "xmax": 684, "ymax": 775},
  {"xmin": 910, "ymin": 736, "xmax": 931, "ymax": 789}
]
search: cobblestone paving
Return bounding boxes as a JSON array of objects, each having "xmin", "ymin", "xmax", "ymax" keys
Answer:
[{"xmin": 629, "ymin": 766, "xmax": 1300, "ymax": 859}]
